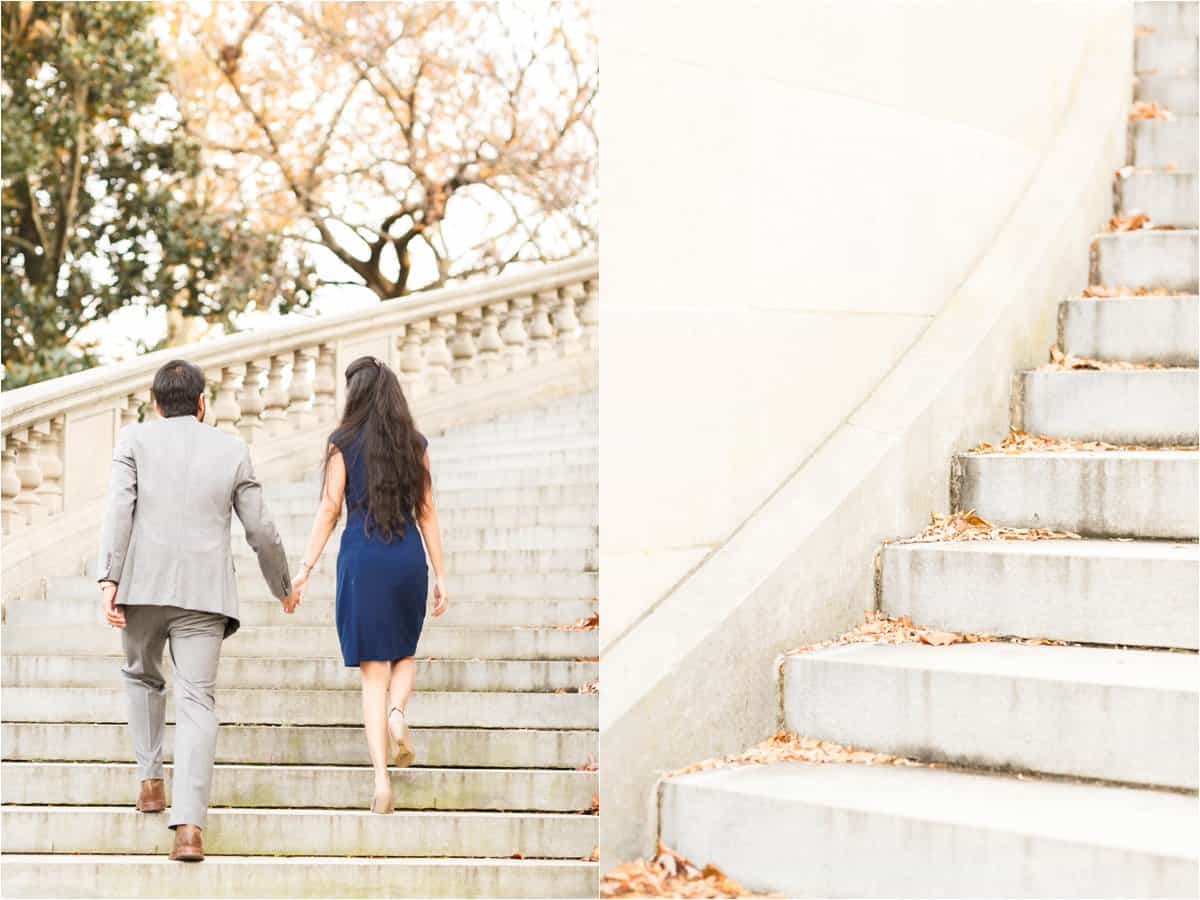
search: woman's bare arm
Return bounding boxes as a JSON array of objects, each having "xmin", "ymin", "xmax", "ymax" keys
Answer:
[
  {"xmin": 294, "ymin": 448, "xmax": 346, "ymax": 602},
  {"xmin": 416, "ymin": 448, "xmax": 448, "ymax": 614}
]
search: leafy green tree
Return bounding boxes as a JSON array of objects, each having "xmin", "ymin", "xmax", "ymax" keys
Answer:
[{"xmin": 2, "ymin": 1, "xmax": 315, "ymax": 388}]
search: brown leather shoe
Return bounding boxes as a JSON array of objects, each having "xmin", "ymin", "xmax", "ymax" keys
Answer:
[
  {"xmin": 169, "ymin": 825, "xmax": 204, "ymax": 862},
  {"xmin": 136, "ymin": 779, "xmax": 166, "ymax": 813}
]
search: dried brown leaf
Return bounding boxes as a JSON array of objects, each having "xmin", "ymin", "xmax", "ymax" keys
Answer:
[
  {"xmin": 601, "ymin": 843, "xmax": 758, "ymax": 898},
  {"xmin": 969, "ymin": 428, "xmax": 1198, "ymax": 454},
  {"xmin": 1130, "ymin": 100, "xmax": 1172, "ymax": 119},
  {"xmin": 1106, "ymin": 211, "xmax": 1153, "ymax": 232}
]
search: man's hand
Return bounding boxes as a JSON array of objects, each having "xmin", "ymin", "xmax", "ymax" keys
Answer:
[
  {"xmin": 431, "ymin": 572, "xmax": 448, "ymax": 617},
  {"xmin": 101, "ymin": 582, "xmax": 126, "ymax": 628},
  {"xmin": 282, "ymin": 570, "xmax": 308, "ymax": 614}
]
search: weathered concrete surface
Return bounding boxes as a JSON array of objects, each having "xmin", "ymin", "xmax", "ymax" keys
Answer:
[
  {"xmin": 1, "ymin": 722, "xmax": 597, "ymax": 769},
  {"xmin": 1116, "ymin": 172, "xmax": 1198, "ymax": 226},
  {"xmin": 879, "ymin": 539, "xmax": 1199, "ymax": 649},
  {"xmin": 3, "ymin": 686, "xmax": 598, "ymax": 729},
  {"xmin": 1135, "ymin": 75, "xmax": 1199, "ymax": 113},
  {"xmin": 1134, "ymin": 34, "xmax": 1199, "ymax": 72},
  {"xmin": 1015, "ymin": 368, "xmax": 1198, "ymax": 445},
  {"xmin": 2, "ymin": 654, "xmax": 597, "ymax": 693},
  {"xmin": 0, "ymin": 856, "xmax": 598, "ymax": 900},
  {"xmin": 1, "ymin": 762, "xmax": 596, "ymax": 811},
  {"xmin": 660, "ymin": 762, "xmax": 1199, "ymax": 898},
  {"xmin": 1136, "ymin": 1, "xmax": 1199, "ymax": 35},
  {"xmin": 952, "ymin": 451, "xmax": 1199, "ymax": 538},
  {"xmin": 1128, "ymin": 119, "xmax": 1199, "ymax": 170},
  {"xmin": 1, "ymin": 806, "xmax": 597, "ymax": 857},
  {"xmin": 1, "ymin": 623, "xmax": 598, "ymax": 661},
  {"xmin": 782, "ymin": 643, "xmax": 1199, "ymax": 788},
  {"xmin": 1057, "ymin": 295, "xmax": 1199, "ymax": 365},
  {"xmin": 1090, "ymin": 230, "xmax": 1199, "ymax": 292}
]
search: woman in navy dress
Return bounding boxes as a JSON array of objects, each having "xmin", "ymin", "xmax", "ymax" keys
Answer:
[{"xmin": 291, "ymin": 356, "xmax": 447, "ymax": 814}]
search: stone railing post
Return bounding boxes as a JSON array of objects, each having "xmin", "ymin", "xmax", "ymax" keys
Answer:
[
  {"xmin": 1, "ymin": 435, "xmax": 22, "ymax": 534},
  {"xmin": 554, "ymin": 283, "xmax": 583, "ymax": 357},
  {"xmin": 580, "ymin": 278, "xmax": 599, "ymax": 350},
  {"xmin": 425, "ymin": 316, "xmax": 455, "ymax": 392},
  {"xmin": 451, "ymin": 309, "xmax": 481, "ymax": 384},
  {"xmin": 262, "ymin": 353, "xmax": 291, "ymax": 437},
  {"xmin": 11, "ymin": 428, "xmax": 45, "ymax": 527},
  {"xmin": 502, "ymin": 297, "xmax": 532, "ymax": 371},
  {"xmin": 529, "ymin": 290, "xmax": 557, "ymax": 364},
  {"xmin": 479, "ymin": 302, "xmax": 508, "ymax": 378},
  {"xmin": 37, "ymin": 417, "xmax": 64, "ymax": 516},
  {"xmin": 288, "ymin": 347, "xmax": 317, "ymax": 430},
  {"xmin": 238, "ymin": 360, "xmax": 267, "ymax": 445},
  {"xmin": 313, "ymin": 344, "xmax": 337, "ymax": 425},
  {"xmin": 397, "ymin": 322, "xmax": 428, "ymax": 398},
  {"xmin": 212, "ymin": 365, "xmax": 245, "ymax": 437}
]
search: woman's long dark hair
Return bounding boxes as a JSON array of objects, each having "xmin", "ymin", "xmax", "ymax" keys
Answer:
[{"xmin": 322, "ymin": 356, "xmax": 430, "ymax": 540}]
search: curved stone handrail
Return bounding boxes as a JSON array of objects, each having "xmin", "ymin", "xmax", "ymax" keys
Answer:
[{"xmin": 0, "ymin": 254, "xmax": 597, "ymax": 542}]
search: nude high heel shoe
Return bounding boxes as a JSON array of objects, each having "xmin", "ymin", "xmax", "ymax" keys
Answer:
[
  {"xmin": 370, "ymin": 785, "xmax": 393, "ymax": 815},
  {"xmin": 388, "ymin": 706, "xmax": 416, "ymax": 768}
]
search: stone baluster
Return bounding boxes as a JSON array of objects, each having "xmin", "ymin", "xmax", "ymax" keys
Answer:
[
  {"xmin": 397, "ymin": 323, "xmax": 428, "ymax": 398},
  {"xmin": 11, "ymin": 428, "xmax": 44, "ymax": 527},
  {"xmin": 554, "ymin": 283, "xmax": 584, "ymax": 357},
  {"xmin": 501, "ymin": 297, "xmax": 532, "ymax": 371},
  {"xmin": 212, "ymin": 365, "xmax": 245, "ymax": 437},
  {"xmin": 37, "ymin": 417, "xmax": 64, "ymax": 516},
  {"xmin": 1, "ymin": 435, "xmax": 23, "ymax": 534},
  {"xmin": 580, "ymin": 278, "xmax": 600, "ymax": 350},
  {"xmin": 122, "ymin": 392, "xmax": 143, "ymax": 428},
  {"xmin": 451, "ymin": 309, "xmax": 481, "ymax": 384},
  {"xmin": 313, "ymin": 344, "xmax": 337, "ymax": 424},
  {"xmin": 142, "ymin": 389, "xmax": 159, "ymax": 421},
  {"xmin": 478, "ymin": 301, "xmax": 508, "ymax": 379},
  {"xmin": 424, "ymin": 316, "xmax": 455, "ymax": 392},
  {"xmin": 288, "ymin": 347, "xmax": 317, "ymax": 430},
  {"xmin": 529, "ymin": 290, "xmax": 557, "ymax": 365},
  {"xmin": 262, "ymin": 353, "xmax": 291, "ymax": 436},
  {"xmin": 238, "ymin": 360, "xmax": 267, "ymax": 445}
]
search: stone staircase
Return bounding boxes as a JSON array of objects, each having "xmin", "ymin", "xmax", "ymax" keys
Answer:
[
  {"xmin": 657, "ymin": 6, "xmax": 1199, "ymax": 898},
  {"xmin": 1, "ymin": 392, "xmax": 599, "ymax": 898}
]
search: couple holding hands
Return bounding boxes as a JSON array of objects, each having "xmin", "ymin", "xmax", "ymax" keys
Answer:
[{"xmin": 97, "ymin": 355, "xmax": 446, "ymax": 861}]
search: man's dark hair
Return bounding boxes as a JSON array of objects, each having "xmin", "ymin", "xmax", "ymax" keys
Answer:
[{"xmin": 152, "ymin": 360, "xmax": 206, "ymax": 418}]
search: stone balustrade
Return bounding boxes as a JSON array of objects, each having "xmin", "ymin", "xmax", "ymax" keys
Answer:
[{"xmin": 0, "ymin": 256, "xmax": 597, "ymax": 540}]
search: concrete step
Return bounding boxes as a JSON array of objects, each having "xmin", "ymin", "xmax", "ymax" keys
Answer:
[
  {"xmin": 2, "ymin": 655, "xmax": 597, "ymax": 693},
  {"xmin": 230, "ymin": 569, "xmax": 600, "ymax": 601},
  {"xmin": 2, "ymin": 686, "xmax": 598, "ymax": 729},
  {"xmin": 879, "ymin": 539, "xmax": 1199, "ymax": 649},
  {"xmin": 238, "ymin": 502, "xmax": 598, "ymax": 532},
  {"xmin": 782, "ymin": 643, "xmax": 1198, "ymax": 788},
  {"xmin": 1136, "ymin": 33, "xmax": 1199, "ymax": 73},
  {"xmin": 224, "ymin": 546, "xmax": 599, "ymax": 577},
  {"xmin": 9, "ymin": 591, "xmax": 596, "ymax": 629},
  {"xmin": 0, "ymin": 855, "xmax": 597, "ymax": 899},
  {"xmin": 1058, "ymin": 295, "xmax": 1199, "ymax": 365},
  {"xmin": 1, "ymin": 806, "xmax": 597, "ymax": 858},
  {"xmin": 268, "ymin": 483, "xmax": 598, "ymax": 514},
  {"xmin": 659, "ymin": 762, "xmax": 1198, "ymax": 898},
  {"xmin": 427, "ymin": 422, "xmax": 595, "ymax": 444},
  {"xmin": 1015, "ymin": 369, "xmax": 1199, "ymax": 445},
  {"xmin": 427, "ymin": 436, "xmax": 597, "ymax": 460},
  {"xmin": 268, "ymin": 464, "xmax": 599, "ymax": 495},
  {"xmin": 1090, "ymin": 230, "xmax": 1199, "ymax": 292},
  {"xmin": 1129, "ymin": 118, "xmax": 1199, "ymax": 170},
  {"xmin": 1, "ymin": 623, "xmax": 599, "ymax": 660},
  {"xmin": 952, "ymin": 450, "xmax": 1199, "ymax": 538},
  {"xmin": 1116, "ymin": 172, "xmax": 1198, "ymax": 226},
  {"xmin": 1136, "ymin": 1, "xmax": 1199, "ymax": 36},
  {"xmin": 2, "ymin": 722, "xmax": 597, "ymax": 768},
  {"xmin": 1, "ymin": 762, "xmax": 596, "ymax": 812},
  {"xmin": 1135, "ymin": 74, "xmax": 1200, "ymax": 114}
]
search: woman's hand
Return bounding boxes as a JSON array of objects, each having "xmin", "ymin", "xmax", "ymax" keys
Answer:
[
  {"xmin": 431, "ymin": 572, "xmax": 448, "ymax": 617},
  {"xmin": 285, "ymin": 568, "xmax": 309, "ymax": 614}
]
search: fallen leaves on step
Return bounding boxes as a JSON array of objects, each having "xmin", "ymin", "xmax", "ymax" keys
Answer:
[
  {"xmin": 1081, "ymin": 284, "xmax": 1180, "ymax": 298},
  {"xmin": 898, "ymin": 510, "xmax": 1082, "ymax": 543},
  {"xmin": 1044, "ymin": 343, "xmax": 1167, "ymax": 371},
  {"xmin": 1106, "ymin": 212, "xmax": 1154, "ymax": 232},
  {"xmin": 783, "ymin": 611, "xmax": 1067, "ymax": 657},
  {"xmin": 1135, "ymin": 24, "xmax": 1155, "ymax": 36},
  {"xmin": 600, "ymin": 841, "xmax": 759, "ymax": 898},
  {"xmin": 577, "ymin": 755, "xmax": 598, "ymax": 772},
  {"xmin": 562, "ymin": 611, "xmax": 599, "ymax": 630},
  {"xmin": 580, "ymin": 679, "xmax": 599, "ymax": 694},
  {"xmin": 1130, "ymin": 100, "xmax": 1173, "ymax": 119},
  {"xmin": 582, "ymin": 846, "xmax": 599, "ymax": 862},
  {"xmin": 583, "ymin": 792, "xmax": 599, "ymax": 814},
  {"xmin": 971, "ymin": 428, "xmax": 1199, "ymax": 454},
  {"xmin": 670, "ymin": 731, "xmax": 923, "ymax": 779}
]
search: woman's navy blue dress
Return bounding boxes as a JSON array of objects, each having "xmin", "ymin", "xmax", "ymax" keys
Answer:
[{"xmin": 333, "ymin": 431, "xmax": 429, "ymax": 667}]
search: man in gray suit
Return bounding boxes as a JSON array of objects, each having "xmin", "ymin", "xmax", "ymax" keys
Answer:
[{"xmin": 97, "ymin": 359, "xmax": 296, "ymax": 862}]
